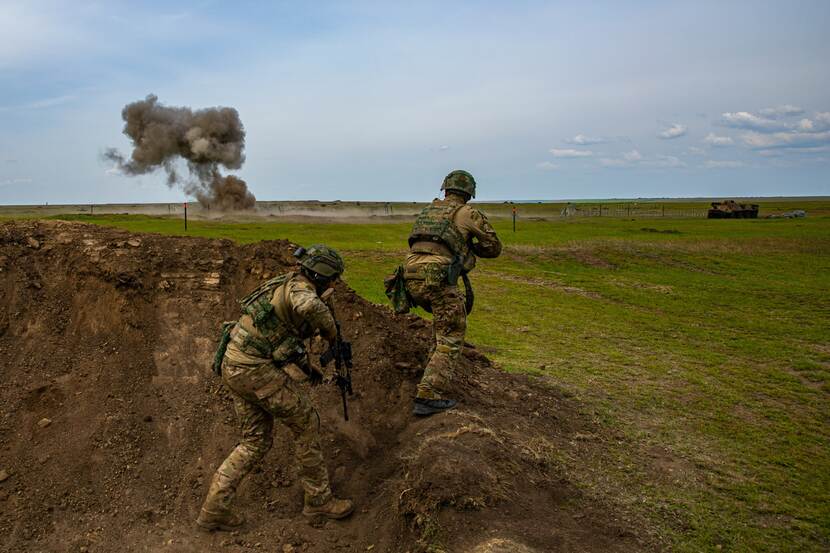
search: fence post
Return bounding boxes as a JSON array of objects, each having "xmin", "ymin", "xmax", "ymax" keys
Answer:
[
  {"xmin": 512, "ymin": 206, "xmax": 517, "ymax": 232},
  {"xmin": 184, "ymin": 202, "xmax": 188, "ymax": 231}
]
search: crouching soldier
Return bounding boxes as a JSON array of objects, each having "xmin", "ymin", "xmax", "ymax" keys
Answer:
[
  {"xmin": 197, "ymin": 245, "xmax": 354, "ymax": 531},
  {"xmin": 405, "ymin": 170, "xmax": 502, "ymax": 416}
]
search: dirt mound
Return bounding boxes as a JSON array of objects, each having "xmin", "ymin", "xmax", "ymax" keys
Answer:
[{"xmin": 0, "ymin": 220, "xmax": 645, "ymax": 552}]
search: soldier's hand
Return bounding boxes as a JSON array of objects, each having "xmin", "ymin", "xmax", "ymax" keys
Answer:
[
  {"xmin": 320, "ymin": 287, "xmax": 335, "ymax": 304},
  {"xmin": 308, "ymin": 365, "xmax": 325, "ymax": 386}
]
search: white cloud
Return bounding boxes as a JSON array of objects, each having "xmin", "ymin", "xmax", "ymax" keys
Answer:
[
  {"xmin": 0, "ymin": 177, "xmax": 33, "ymax": 187},
  {"xmin": 720, "ymin": 107, "xmax": 826, "ymax": 134},
  {"xmin": 687, "ymin": 146, "xmax": 706, "ymax": 156},
  {"xmin": 720, "ymin": 111, "xmax": 791, "ymax": 132},
  {"xmin": 704, "ymin": 160, "xmax": 743, "ymax": 169},
  {"xmin": 797, "ymin": 113, "xmax": 830, "ymax": 133},
  {"xmin": 657, "ymin": 123, "xmax": 687, "ymax": 140},
  {"xmin": 642, "ymin": 155, "xmax": 686, "ymax": 168},
  {"xmin": 599, "ymin": 153, "xmax": 684, "ymax": 169},
  {"xmin": 536, "ymin": 161, "xmax": 559, "ymax": 170},
  {"xmin": 564, "ymin": 134, "xmax": 607, "ymax": 145},
  {"xmin": 742, "ymin": 130, "xmax": 830, "ymax": 149},
  {"xmin": 0, "ymin": 94, "xmax": 78, "ymax": 112},
  {"xmin": 758, "ymin": 105, "xmax": 804, "ymax": 118},
  {"xmin": 438, "ymin": 145, "xmax": 450, "ymax": 151},
  {"xmin": 549, "ymin": 148, "xmax": 593, "ymax": 158},
  {"xmin": 599, "ymin": 158, "xmax": 628, "ymax": 168},
  {"xmin": 759, "ymin": 145, "xmax": 830, "ymax": 157},
  {"xmin": 703, "ymin": 133, "xmax": 734, "ymax": 146}
]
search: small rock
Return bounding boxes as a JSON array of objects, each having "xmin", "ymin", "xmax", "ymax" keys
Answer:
[
  {"xmin": 282, "ymin": 545, "xmax": 295, "ymax": 553},
  {"xmin": 26, "ymin": 237, "xmax": 41, "ymax": 249},
  {"xmin": 127, "ymin": 238, "xmax": 142, "ymax": 247},
  {"xmin": 37, "ymin": 418, "xmax": 52, "ymax": 428},
  {"xmin": 0, "ymin": 470, "xmax": 9, "ymax": 483},
  {"xmin": 367, "ymin": 546, "xmax": 375, "ymax": 551}
]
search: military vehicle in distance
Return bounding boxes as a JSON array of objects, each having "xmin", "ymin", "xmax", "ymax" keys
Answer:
[{"xmin": 707, "ymin": 200, "xmax": 759, "ymax": 219}]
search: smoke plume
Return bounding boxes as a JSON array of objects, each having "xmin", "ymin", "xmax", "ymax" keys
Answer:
[{"xmin": 104, "ymin": 94, "xmax": 256, "ymax": 210}]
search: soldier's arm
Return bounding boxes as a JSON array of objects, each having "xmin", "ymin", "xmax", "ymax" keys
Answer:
[
  {"xmin": 289, "ymin": 281, "xmax": 338, "ymax": 342},
  {"xmin": 467, "ymin": 209, "xmax": 502, "ymax": 258}
]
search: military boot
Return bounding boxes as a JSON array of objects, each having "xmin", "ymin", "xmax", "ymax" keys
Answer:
[
  {"xmin": 196, "ymin": 509, "xmax": 246, "ymax": 532},
  {"xmin": 302, "ymin": 496, "xmax": 355, "ymax": 520},
  {"xmin": 413, "ymin": 397, "xmax": 457, "ymax": 416}
]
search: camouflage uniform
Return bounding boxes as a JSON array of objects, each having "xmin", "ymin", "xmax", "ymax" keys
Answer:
[
  {"xmin": 200, "ymin": 271, "xmax": 338, "ymax": 520},
  {"xmin": 405, "ymin": 190, "xmax": 502, "ymax": 400}
]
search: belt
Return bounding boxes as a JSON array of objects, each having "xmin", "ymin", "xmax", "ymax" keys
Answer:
[{"xmin": 410, "ymin": 240, "xmax": 453, "ymax": 257}]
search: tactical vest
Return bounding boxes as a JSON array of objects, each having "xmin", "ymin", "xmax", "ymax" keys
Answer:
[
  {"xmin": 236, "ymin": 273, "xmax": 303, "ymax": 363},
  {"xmin": 408, "ymin": 204, "xmax": 468, "ymax": 258}
]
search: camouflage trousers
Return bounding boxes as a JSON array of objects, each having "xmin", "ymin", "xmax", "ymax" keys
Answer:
[
  {"xmin": 404, "ymin": 264, "xmax": 467, "ymax": 400},
  {"xmin": 200, "ymin": 361, "xmax": 332, "ymax": 517}
]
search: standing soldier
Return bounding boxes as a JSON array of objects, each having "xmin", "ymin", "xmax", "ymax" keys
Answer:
[
  {"xmin": 404, "ymin": 170, "xmax": 502, "ymax": 416},
  {"xmin": 197, "ymin": 245, "xmax": 354, "ymax": 532}
]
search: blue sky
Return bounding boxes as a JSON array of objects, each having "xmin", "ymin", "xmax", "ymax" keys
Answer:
[{"xmin": 1, "ymin": 0, "xmax": 828, "ymax": 203}]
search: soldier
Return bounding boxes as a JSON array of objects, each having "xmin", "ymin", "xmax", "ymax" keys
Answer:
[
  {"xmin": 197, "ymin": 245, "xmax": 354, "ymax": 532},
  {"xmin": 405, "ymin": 170, "xmax": 502, "ymax": 416}
]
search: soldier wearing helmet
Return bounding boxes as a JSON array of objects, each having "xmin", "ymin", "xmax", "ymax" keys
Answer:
[
  {"xmin": 197, "ymin": 245, "xmax": 354, "ymax": 531},
  {"xmin": 404, "ymin": 170, "xmax": 502, "ymax": 416}
]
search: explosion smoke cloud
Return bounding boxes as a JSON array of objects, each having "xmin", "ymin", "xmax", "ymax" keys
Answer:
[{"xmin": 104, "ymin": 94, "xmax": 256, "ymax": 210}]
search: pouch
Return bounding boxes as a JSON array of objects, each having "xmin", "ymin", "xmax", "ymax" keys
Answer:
[
  {"xmin": 212, "ymin": 321, "xmax": 237, "ymax": 376},
  {"xmin": 384, "ymin": 265, "xmax": 411, "ymax": 314}
]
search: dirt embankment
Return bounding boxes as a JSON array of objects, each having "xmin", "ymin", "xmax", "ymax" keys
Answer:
[{"xmin": 0, "ymin": 220, "xmax": 647, "ymax": 553}]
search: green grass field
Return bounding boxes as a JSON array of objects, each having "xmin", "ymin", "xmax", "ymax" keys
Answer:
[{"xmin": 7, "ymin": 208, "xmax": 829, "ymax": 551}]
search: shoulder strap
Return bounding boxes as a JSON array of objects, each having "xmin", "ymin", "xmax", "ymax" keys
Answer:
[{"xmin": 272, "ymin": 272, "xmax": 295, "ymax": 325}]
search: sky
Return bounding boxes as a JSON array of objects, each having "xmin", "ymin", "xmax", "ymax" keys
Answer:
[{"xmin": 1, "ymin": 0, "xmax": 829, "ymax": 204}]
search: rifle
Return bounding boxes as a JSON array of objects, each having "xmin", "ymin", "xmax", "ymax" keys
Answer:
[
  {"xmin": 447, "ymin": 255, "xmax": 475, "ymax": 315},
  {"xmin": 319, "ymin": 309, "xmax": 354, "ymax": 421}
]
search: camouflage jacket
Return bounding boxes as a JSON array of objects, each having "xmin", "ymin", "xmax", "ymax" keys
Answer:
[
  {"xmin": 225, "ymin": 272, "xmax": 337, "ymax": 368},
  {"xmin": 406, "ymin": 194, "xmax": 502, "ymax": 273}
]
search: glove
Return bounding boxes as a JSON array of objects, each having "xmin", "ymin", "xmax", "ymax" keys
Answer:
[{"xmin": 308, "ymin": 364, "xmax": 325, "ymax": 386}]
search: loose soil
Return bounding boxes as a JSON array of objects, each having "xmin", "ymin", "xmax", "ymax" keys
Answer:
[{"xmin": 0, "ymin": 220, "xmax": 648, "ymax": 553}]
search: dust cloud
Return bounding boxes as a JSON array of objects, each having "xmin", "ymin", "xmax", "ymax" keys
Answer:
[{"xmin": 104, "ymin": 94, "xmax": 256, "ymax": 210}]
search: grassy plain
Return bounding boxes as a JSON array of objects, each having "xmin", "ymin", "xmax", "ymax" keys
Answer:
[{"xmin": 6, "ymin": 205, "xmax": 829, "ymax": 552}]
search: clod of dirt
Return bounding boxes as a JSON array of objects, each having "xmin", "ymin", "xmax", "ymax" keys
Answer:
[
  {"xmin": 0, "ymin": 220, "xmax": 647, "ymax": 553},
  {"xmin": 36, "ymin": 418, "xmax": 52, "ymax": 428},
  {"xmin": 0, "ymin": 470, "xmax": 9, "ymax": 483}
]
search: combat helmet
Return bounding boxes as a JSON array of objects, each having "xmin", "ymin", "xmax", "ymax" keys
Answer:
[
  {"xmin": 441, "ymin": 170, "xmax": 476, "ymax": 199},
  {"xmin": 294, "ymin": 244, "xmax": 345, "ymax": 279}
]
